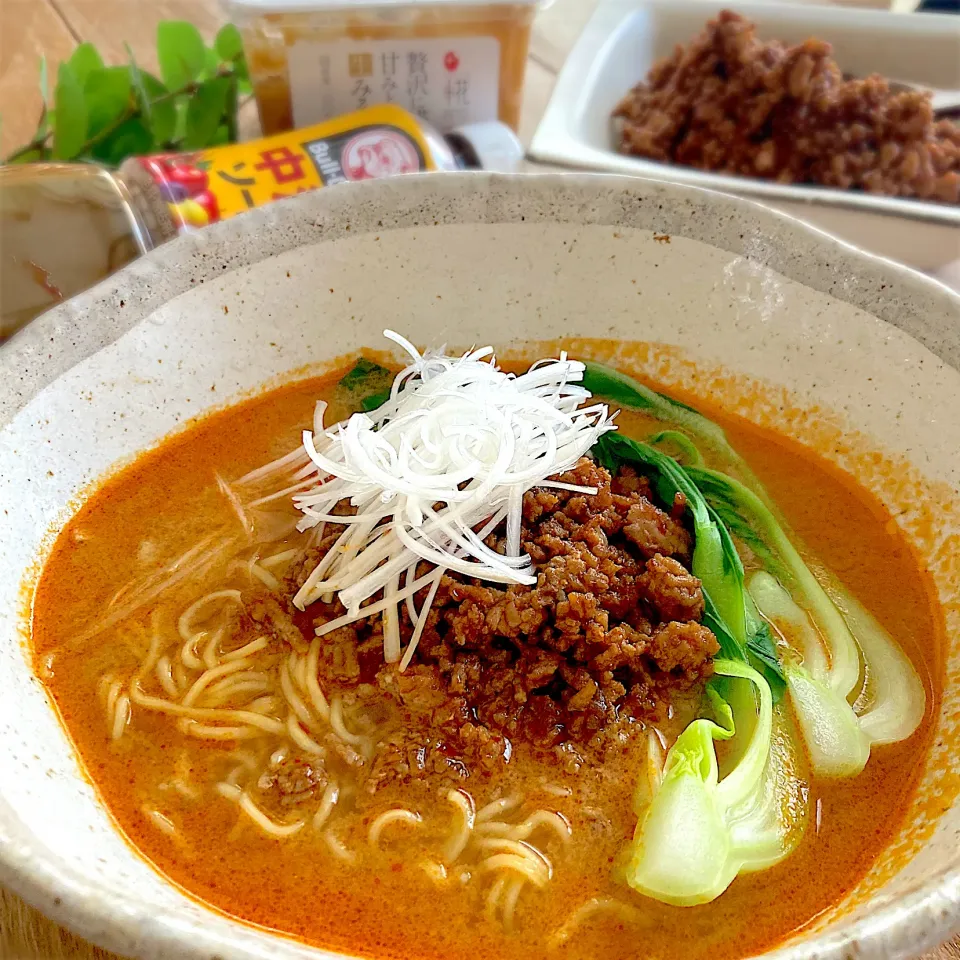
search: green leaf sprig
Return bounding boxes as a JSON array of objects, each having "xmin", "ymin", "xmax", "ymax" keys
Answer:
[
  {"xmin": 3, "ymin": 22, "xmax": 251, "ymax": 167},
  {"xmin": 337, "ymin": 358, "xmax": 396, "ymax": 414}
]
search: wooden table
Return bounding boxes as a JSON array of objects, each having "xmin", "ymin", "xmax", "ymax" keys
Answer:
[{"xmin": 0, "ymin": 1, "xmax": 956, "ymax": 958}]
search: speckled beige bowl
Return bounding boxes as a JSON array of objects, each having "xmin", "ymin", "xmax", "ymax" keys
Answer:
[{"xmin": 1, "ymin": 173, "xmax": 959, "ymax": 960}]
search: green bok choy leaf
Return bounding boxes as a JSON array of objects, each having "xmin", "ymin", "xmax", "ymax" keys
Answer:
[
  {"xmin": 593, "ymin": 433, "xmax": 785, "ymax": 699},
  {"xmin": 583, "ymin": 362, "xmax": 736, "ymax": 461},
  {"xmin": 594, "ymin": 433, "xmax": 746, "ymax": 661},
  {"xmin": 688, "ymin": 468, "xmax": 926, "ymax": 776},
  {"xmin": 687, "ymin": 467, "xmax": 860, "ymax": 698},
  {"xmin": 337, "ymin": 358, "xmax": 393, "ymax": 413}
]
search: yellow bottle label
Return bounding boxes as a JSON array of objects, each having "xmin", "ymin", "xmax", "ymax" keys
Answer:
[{"xmin": 134, "ymin": 104, "xmax": 440, "ymax": 232}]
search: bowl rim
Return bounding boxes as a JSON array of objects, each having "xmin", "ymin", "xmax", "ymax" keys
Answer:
[{"xmin": 2, "ymin": 171, "xmax": 959, "ymax": 960}]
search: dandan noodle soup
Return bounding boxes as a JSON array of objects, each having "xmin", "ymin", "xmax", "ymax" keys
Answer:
[{"xmin": 31, "ymin": 338, "xmax": 940, "ymax": 960}]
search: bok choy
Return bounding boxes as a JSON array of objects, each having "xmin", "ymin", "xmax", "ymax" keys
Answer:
[
  {"xmin": 688, "ymin": 468, "xmax": 861, "ymax": 698},
  {"xmin": 337, "ymin": 358, "xmax": 393, "ymax": 412},
  {"xmin": 594, "ymin": 433, "xmax": 785, "ymax": 695},
  {"xmin": 594, "ymin": 432, "xmax": 802, "ymax": 904},
  {"xmin": 583, "ymin": 362, "xmax": 736, "ymax": 462},
  {"xmin": 688, "ymin": 466, "xmax": 926, "ymax": 777},
  {"xmin": 625, "ymin": 659, "xmax": 802, "ymax": 906},
  {"xmin": 586, "ymin": 367, "xmax": 925, "ymax": 906},
  {"xmin": 746, "ymin": 573, "xmax": 868, "ymax": 777}
]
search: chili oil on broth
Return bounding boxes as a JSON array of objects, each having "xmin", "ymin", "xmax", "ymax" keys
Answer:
[{"xmin": 30, "ymin": 367, "xmax": 940, "ymax": 960}]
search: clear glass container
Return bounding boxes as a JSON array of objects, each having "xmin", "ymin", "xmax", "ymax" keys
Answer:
[{"xmin": 0, "ymin": 165, "xmax": 155, "ymax": 342}]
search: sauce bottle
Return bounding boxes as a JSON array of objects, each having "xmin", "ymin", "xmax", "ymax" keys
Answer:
[
  {"xmin": 1, "ymin": 104, "xmax": 522, "ymax": 340},
  {"xmin": 119, "ymin": 102, "xmax": 522, "ymax": 235}
]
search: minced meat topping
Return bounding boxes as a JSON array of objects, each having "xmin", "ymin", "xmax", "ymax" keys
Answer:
[{"xmin": 286, "ymin": 458, "xmax": 719, "ymax": 787}]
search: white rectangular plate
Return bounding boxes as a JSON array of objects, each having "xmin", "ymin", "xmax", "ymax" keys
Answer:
[{"xmin": 528, "ymin": 0, "xmax": 960, "ymax": 270}]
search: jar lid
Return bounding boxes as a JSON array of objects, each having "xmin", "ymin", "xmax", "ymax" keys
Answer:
[
  {"xmin": 451, "ymin": 121, "xmax": 524, "ymax": 173},
  {"xmin": 224, "ymin": 0, "xmax": 541, "ymax": 11}
]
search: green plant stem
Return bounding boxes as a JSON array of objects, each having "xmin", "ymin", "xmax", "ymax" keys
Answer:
[
  {"xmin": 4, "ymin": 138, "xmax": 49, "ymax": 163},
  {"xmin": 5, "ymin": 106, "xmax": 49, "ymax": 162},
  {"xmin": 225, "ymin": 80, "xmax": 239, "ymax": 143}
]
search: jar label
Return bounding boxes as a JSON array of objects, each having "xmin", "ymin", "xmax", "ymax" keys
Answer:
[
  {"xmin": 130, "ymin": 105, "xmax": 437, "ymax": 234},
  {"xmin": 287, "ymin": 37, "xmax": 501, "ymax": 133}
]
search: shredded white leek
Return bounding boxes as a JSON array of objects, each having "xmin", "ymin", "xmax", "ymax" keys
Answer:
[{"xmin": 291, "ymin": 331, "xmax": 616, "ymax": 667}]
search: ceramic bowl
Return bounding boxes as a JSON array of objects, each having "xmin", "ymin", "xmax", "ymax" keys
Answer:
[{"xmin": 1, "ymin": 173, "xmax": 959, "ymax": 960}]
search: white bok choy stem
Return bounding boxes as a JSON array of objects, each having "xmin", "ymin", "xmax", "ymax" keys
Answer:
[
  {"xmin": 830, "ymin": 588, "xmax": 927, "ymax": 745},
  {"xmin": 290, "ymin": 331, "xmax": 617, "ymax": 667},
  {"xmin": 748, "ymin": 573, "xmax": 869, "ymax": 777},
  {"xmin": 687, "ymin": 466, "xmax": 926, "ymax": 779},
  {"xmin": 749, "ymin": 572, "xmax": 926, "ymax": 776},
  {"xmin": 625, "ymin": 660, "xmax": 803, "ymax": 907},
  {"xmin": 749, "ymin": 572, "xmax": 927, "ymax": 775}
]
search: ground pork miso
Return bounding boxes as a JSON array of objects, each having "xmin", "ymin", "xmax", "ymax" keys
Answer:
[
  {"xmin": 291, "ymin": 456, "xmax": 718, "ymax": 790},
  {"xmin": 30, "ymin": 350, "xmax": 940, "ymax": 960},
  {"xmin": 614, "ymin": 10, "xmax": 960, "ymax": 204}
]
